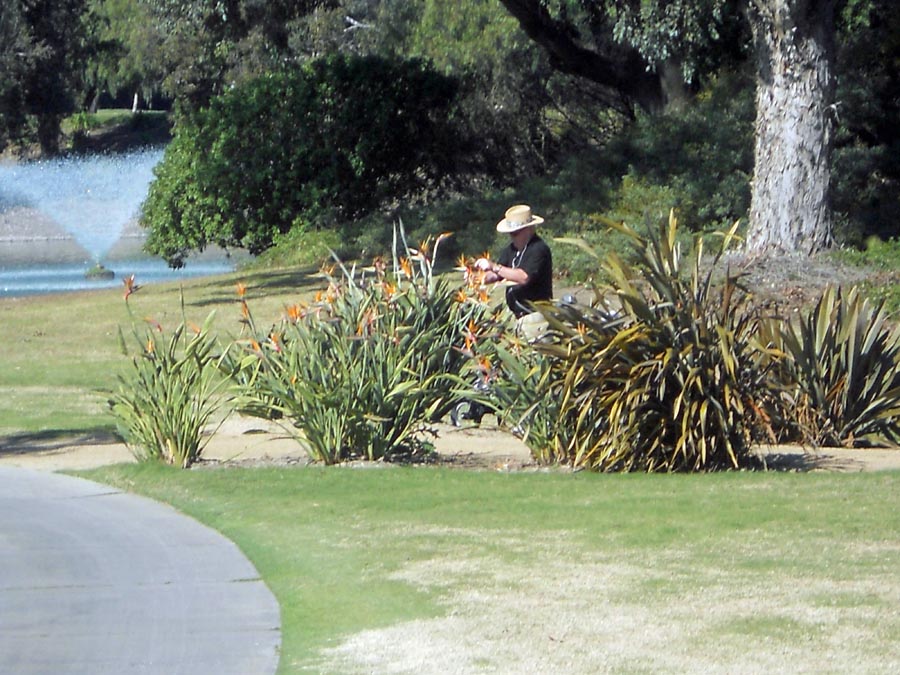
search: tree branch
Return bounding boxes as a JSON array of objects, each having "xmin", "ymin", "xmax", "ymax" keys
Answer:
[{"xmin": 497, "ymin": 0, "xmax": 664, "ymax": 112}]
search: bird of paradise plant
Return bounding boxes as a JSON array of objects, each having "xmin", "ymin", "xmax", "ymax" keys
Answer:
[{"xmin": 225, "ymin": 222, "xmax": 498, "ymax": 464}]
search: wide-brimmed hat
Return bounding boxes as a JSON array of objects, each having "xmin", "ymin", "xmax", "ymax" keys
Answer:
[{"xmin": 496, "ymin": 204, "xmax": 544, "ymax": 233}]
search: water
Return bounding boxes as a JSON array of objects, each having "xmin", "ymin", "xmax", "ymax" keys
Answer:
[
  {"xmin": 0, "ymin": 147, "xmax": 238, "ymax": 297},
  {"xmin": 0, "ymin": 258, "xmax": 236, "ymax": 298}
]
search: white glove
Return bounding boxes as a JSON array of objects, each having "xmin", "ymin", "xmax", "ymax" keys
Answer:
[{"xmin": 474, "ymin": 257, "xmax": 492, "ymax": 272}]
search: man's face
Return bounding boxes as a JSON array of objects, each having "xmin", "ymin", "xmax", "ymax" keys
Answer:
[{"xmin": 509, "ymin": 226, "xmax": 533, "ymax": 248}]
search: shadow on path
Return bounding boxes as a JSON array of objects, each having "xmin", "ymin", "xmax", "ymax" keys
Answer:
[{"xmin": 0, "ymin": 429, "xmax": 120, "ymax": 457}]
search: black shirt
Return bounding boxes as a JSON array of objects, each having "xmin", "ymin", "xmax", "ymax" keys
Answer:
[{"xmin": 498, "ymin": 234, "xmax": 553, "ymax": 317}]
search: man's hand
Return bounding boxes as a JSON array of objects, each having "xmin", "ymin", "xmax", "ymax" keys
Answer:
[{"xmin": 474, "ymin": 257, "xmax": 493, "ymax": 272}]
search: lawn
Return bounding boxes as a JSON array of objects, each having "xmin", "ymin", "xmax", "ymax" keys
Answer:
[
  {"xmin": 0, "ymin": 267, "xmax": 322, "ymax": 434},
  {"xmin": 82, "ymin": 463, "xmax": 900, "ymax": 674},
  {"xmin": 6, "ymin": 263, "xmax": 900, "ymax": 672}
]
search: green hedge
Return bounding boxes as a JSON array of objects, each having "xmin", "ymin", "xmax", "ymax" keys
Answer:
[{"xmin": 142, "ymin": 54, "xmax": 463, "ymax": 266}]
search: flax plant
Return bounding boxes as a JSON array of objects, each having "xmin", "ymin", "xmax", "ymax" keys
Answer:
[
  {"xmin": 773, "ymin": 286, "xmax": 900, "ymax": 446},
  {"xmin": 517, "ymin": 213, "xmax": 779, "ymax": 471}
]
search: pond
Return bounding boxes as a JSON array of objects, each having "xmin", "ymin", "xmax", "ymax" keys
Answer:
[
  {"xmin": 0, "ymin": 147, "xmax": 239, "ymax": 298},
  {"xmin": 0, "ymin": 257, "xmax": 238, "ymax": 298}
]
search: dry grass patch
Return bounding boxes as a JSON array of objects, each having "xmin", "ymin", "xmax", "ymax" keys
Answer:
[{"xmin": 314, "ymin": 526, "xmax": 900, "ymax": 674}]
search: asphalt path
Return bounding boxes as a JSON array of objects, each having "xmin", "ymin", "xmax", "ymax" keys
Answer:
[{"xmin": 0, "ymin": 467, "xmax": 280, "ymax": 674}]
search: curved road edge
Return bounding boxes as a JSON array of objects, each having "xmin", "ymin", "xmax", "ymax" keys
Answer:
[{"xmin": 0, "ymin": 466, "xmax": 281, "ymax": 675}]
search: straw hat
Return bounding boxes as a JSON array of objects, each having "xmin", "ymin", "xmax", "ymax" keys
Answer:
[{"xmin": 496, "ymin": 204, "xmax": 544, "ymax": 233}]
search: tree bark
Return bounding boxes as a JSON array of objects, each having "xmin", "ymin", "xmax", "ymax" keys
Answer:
[
  {"xmin": 36, "ymin": 113, "xmax": 61, "ymax": 156},
  {"xmin": 745, "ymin": 0, "xmax": 836, "ymax": 255}
]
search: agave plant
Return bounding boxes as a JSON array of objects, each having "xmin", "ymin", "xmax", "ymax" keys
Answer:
[
  {"xmin": 513, "ymin": 212, "xmax": 781, "ymax": 472},
  {"xmin": 775, "ymin": 285, "xmax": 900, "ymax": 446}
]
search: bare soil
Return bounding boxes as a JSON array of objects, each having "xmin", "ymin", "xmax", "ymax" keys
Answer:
[{"xmin": 1, "ymin": 412, "xmax": 899, "ymax": 474}]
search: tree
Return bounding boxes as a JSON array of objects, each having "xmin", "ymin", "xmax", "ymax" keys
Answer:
[
  {"xmin": 497, "ymin": 0, "xmax": 747, "ymax": 115},
  {"xmin": 139, "ymin": 0, "xmax": 335, "ymax": 109},
  {"xmin": 0, "ymin": 0, "xmax": 87, "ymax": 155},
  {"xmin": 744, "ymin": 0, "xmax": 837, "ymax": 254},
  {"xmin": 831, "ymin": 0, "xmax": 900, "ymax": 241},
  {"xmin": 142, "ymin": 55, "xmax": 463, "ymax": 265},
  {"xmin": 305, "ymin": 0, "xmax": 623, "ymax": 179},
  {"xmin": 21, "ymin": 0, "xmax": 88, "ymax": 154},
  {"xmin": 0, "ymin": 2, "xmax": 31, "ymax": 151},
  {"xmin": 366, "ymin": 0, "xmax": 566, "ymax": 177},
  {"xmin": 82, "ymin": 0, "xmax": 167, "ymax": 111},
  {"xmin": 498, "ymin": 0, "xmax": 841, "ymax": 256}
]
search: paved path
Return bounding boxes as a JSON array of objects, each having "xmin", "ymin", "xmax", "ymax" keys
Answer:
[{"xmin": 0, "ymin": 467, "xmax": 280, "ymax": 674}]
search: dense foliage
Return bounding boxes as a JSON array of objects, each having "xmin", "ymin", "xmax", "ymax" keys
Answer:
[
  {"xmin": 0, "ymin": 3, "xmax": 30, "ymax": 150},
  {"xmin": 2, "ymin": 0, "xmax": 898, "ymax": 247},
  {"xmin": 379, "ymin": 0, "xmax": 565, "ymax": 178},
  {"xmin": 832, "ymin": 1, "xmax": 900, "ymax": 242},
  {"xmin": 225, "ymin": 230, "xmax": 494, "ymax": 464},
  {"xmin": 134, "ymin": 0, "xmax": 331, "ymax": 109},
  {"xmin": 110, "ymin": 310, "xmax": 230, "ymax": 468},
  {"xmin": 1, "ymin": 0, "xmax": 88, "ymax": 154},
  {"xmin": 81, "ymin": 0, "xmax": 165, "ymax": 110},
  {"xmin": 606, "ymin": 71, "xmax": 754, "ymax": 229},
  {"xmin": 142, "ymin": 55, "xmax": 463, "ymax": 265}
]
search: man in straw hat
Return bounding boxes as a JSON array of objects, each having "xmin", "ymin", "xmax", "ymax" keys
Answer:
[{"xmin": 474, "ymin": 204, "xmax": 553, "ymax": 322}]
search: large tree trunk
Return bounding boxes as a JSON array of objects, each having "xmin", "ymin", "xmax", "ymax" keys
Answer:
[
  {"xmin": 745, "ymin": 0, "xmax": 837, "ymax": 255},
  {"xmin": 36, "ymin": 113, "xmax": 62, "ymax": 156}
]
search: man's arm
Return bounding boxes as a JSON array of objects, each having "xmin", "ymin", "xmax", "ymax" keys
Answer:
[{"xmin": 475, "ymin": 258, "xmax": 528, "ymax": 285}]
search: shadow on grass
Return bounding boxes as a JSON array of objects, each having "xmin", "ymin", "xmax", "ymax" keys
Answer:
[
  {"xmin": 186, "ymin": 268, "xmax": 324, "ymax": 308},
  {"xmin": 0, "ymin": 428, "xmax": 121, "ymax": 456}
]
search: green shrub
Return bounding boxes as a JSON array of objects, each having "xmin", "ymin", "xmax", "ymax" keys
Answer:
[
  {"xmin": 227, "ymin": 230, "xmax": 495, "ymax": 463},
  {"xmin": 109, "ymin": 312, "xmax": 231, "ymax": 468},
  {"xmin": 602, "ymin": 174, "xmax": 682, "ymax": 230},
  {"xmin": 142, "ymin": 54, "xmax": 463, "ymax": 266},
  {"xmin": 244, "ymin": 220, "xmax": 344, "ymax": 271},
  {"xmin": 510, "ymin": 214, "xmax": 778, "ymax": 471},
  {"xmin": 603, "ymin": 71, "xmax": 755, "ymax": 230},
  {"xmin": 832, "ymin": 3, "xmax": 900, "ymax": 243},
  {"xmin": 774, "ymin": 286, "xmax": 900, "ymax": 447},
  {"xmin": 832, "ymin": 236, "xmax": 900, "ymax": 271}
]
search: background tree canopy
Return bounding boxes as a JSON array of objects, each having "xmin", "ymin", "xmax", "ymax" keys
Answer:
[
  {"xmin": 1, "ymin": 0, "xmax": 898, "ymax": 263},
  {"xmin": 1, "ymin": 0, "xmax": 88, "ymax": 154}
]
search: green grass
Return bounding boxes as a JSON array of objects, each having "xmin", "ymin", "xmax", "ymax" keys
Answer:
[
  {"xmin": 62, "ymin": 108, "xmax": 170, "ymax": 134},
  {"xmin": 830, "ymin": 237, "xmax": 900, "ymax": 313},
  {"xmin": 79, "ymin": 464, "xmax": 900, "ymax": 673},
  {"xmin": 0, "ymin": 267, "xmax": 323, "ymax": 434}
]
